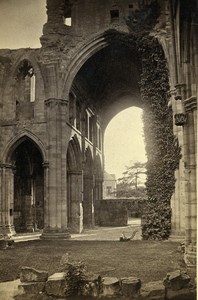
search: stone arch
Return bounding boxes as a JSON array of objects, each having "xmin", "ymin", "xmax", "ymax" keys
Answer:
[
  {"xmin": 1, "ymin": 133, "xmax": 46, "ymax": 234},
  {"xmin": 66, "ymin": 135, "xmax": 83, "ymax": 233},
  {"xmin": 62, "ymin": 32, "xmax": 109, "ymax": 99},
  {"xmin": 2, "ymin": 130, "xmax": 47, "ymax": 164},
  {"xmin": 67, "ymin": 134, "xmax": 82, "ymax": 172}
]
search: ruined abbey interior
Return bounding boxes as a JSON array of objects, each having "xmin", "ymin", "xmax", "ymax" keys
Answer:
[{"xmin": 0, "ymin": 0, "xmax": 197, "ymax": 265}]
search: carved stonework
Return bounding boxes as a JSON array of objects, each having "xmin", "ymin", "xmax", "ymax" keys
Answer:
[
  {"xmin": 184, "ymin": 96, "xmax": 197, "ymax": 112},
  {"xmin": 174, "ymin": 113, "xmax": 187, "ymax": 126},
  {"xmin": 174, "ymin": 83, "xmax": 186, "ymax": 101}
]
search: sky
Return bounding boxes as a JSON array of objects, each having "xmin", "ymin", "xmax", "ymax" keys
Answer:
[
  {"xmin": 0, "ymin": 0, "xmax": 46, "ymax": 49},
  {"xmin": 0, "ymin": 1, "xmax": 147, "ymax": 178},
  {"xmin": 104, "ymin": 107, "xmax": 146, "ymax": 179}
]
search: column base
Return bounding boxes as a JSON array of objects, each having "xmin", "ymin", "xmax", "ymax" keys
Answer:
[
  {"xmin": 169, "ymin": 233, "xmax": 185, "ymax": 242},
  {"xmin": 184, "ymin": 244, "xmax": 197, "ymax": 266},
  {"xmin": 41, "ymin": 227, "xmax": 71, "ymax": 239},
  {"xmin": 0, "ymin": 225, "xmax": 16, "ymax": 238}
]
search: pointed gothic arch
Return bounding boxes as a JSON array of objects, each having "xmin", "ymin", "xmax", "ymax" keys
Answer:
[
  {"xmin": 66, "ymin": 135, "xmax": 83, "ymax": 233},
  {"xmin": 1, "ymin": 134, "xmax": 46, "ymax": 234}
]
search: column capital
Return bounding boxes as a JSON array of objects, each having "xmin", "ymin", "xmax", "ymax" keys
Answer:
[
  {"xmin": 42, "ymin": 161, "xmax": 49, "ymax": 169},
  {"xmin": 0, "ymin": 163, "xmax": 15, "ymax": 170},
  {"xmin": 45, "ymin": 98, "xmax": 68, "ymax": 107},
  {"xmin": 174, "ymin": 113, "xmax": 187, "ymax": 126}
]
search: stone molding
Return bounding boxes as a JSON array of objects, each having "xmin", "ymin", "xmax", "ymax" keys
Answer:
[
  {"xmin": 184, "ymin": 96, "xmax": 197, "ymax": 112},
  {"xmin": 45, "ymin": 98, "xmax": 68, "ymax": 107},
  {"xmin": 42, "ymin": 161, "xmax": 49, "ymax": 169},
  {"xmin": 67, "ymin": 170, "xmax": 82, "ymax": 175},
  {"xmin": 0, "ymin": 163, "xmax": 15, "ymax": 170}
]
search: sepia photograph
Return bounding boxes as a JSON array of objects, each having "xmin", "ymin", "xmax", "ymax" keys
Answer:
[{"xmin": 0, "ymin": 0, "xmax": 197, "ymax": 299}]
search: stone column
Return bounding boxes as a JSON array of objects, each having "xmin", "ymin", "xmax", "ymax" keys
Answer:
[
  {"xmin": 42, "ymin": 98, "xmax": 70, "ymax": 239},
  {"xmin": 0, "ymin": 164, "xmax": 16, "ymax": 237},
  {"xmin": 183, "ymin": 96, "xmax": 197, "ymax": 265},
  {"xmin": 169, "ymin": 87, "xmax": 186, "ymax": 240},
  {"xmin": 83, "ymin": 175, "xmax": 94, "ymax": 228},
  {"xmin": 68, "ymin": 171, "xmax": 83, "ymax": 233}
]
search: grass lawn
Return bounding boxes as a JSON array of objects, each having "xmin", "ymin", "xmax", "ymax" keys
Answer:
[{"xmin": 0, "ymin": 240, "xmax": 185, "ymax": 283}]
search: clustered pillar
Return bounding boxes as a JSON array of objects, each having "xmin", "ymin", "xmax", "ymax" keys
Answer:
[
  {"xmin": 42, "ymin": 98, "xmax": 70, "ymax": 239},
  {"xmin": 0, "ymin": 164, "xmax": 16, "ymax": 237}
]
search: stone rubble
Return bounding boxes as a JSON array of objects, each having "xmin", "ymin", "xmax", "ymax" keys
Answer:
[{"xmin": 16, "ymin": 267, "xmax": 196, "ymax": 299}]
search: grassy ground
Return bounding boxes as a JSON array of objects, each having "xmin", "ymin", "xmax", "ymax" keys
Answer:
[{"xmin": 0, "ymin": 240, "xmax": 185, "ymax": 284}]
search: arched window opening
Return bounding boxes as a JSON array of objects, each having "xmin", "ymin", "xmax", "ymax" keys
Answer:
[
  {"xmin": 64, "ymin": 0, "xmax": 72, "ymax": 26},
  {"xmin": 110, "ymin": 7, "xmax": 119, "ymax": 23},
  {"xmin": 96, "ymin": 123, "xmax": 102, "ymax": 150},
  {"xmin": 69, "ymin": 92, "xmax": 76, "ymax": 126},
  {"xmin": 15, "ymin": 60, "xmax": 35, "ymax": 120},
  {"xmin": 85, "ymin": 109, "xmax": 94, "ymax": 142}
]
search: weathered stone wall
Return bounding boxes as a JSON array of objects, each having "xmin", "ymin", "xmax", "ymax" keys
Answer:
[{"xmin": 95, "ymin": 199, "xmax": 144, "ymax": 226}]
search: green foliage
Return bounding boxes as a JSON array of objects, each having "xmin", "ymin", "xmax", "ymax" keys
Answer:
[
  {"xmin": 117, "ymin": 161, "xmax": 146, "ymax": 198},
  {"xmin": 60, "ymin": 252, "xmax": 87, "ymax": 297},
  {"xmin": 104, "ymin": 3, "xmax": 181, "ymax": 239},
  {"xmin": 138, "ymin": 35, "xmax": 181, "ymax": 239}
]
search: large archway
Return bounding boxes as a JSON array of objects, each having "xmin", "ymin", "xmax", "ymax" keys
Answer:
[
  {"xmin": 11, "ymin": 138, "xmax": 44, "ymax": 233},
  {"xmin": 67, "ymin": 27, "xmax": 180, "ymax": 239}
]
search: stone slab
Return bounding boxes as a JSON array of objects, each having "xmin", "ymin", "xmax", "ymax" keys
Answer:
[
  {"xmin": 121, "ymin": 277, "xmax": 141, "ymax": 297},
  {"xmin": 101, "ymin": 277, "xmax": 121, "ymax": 297},
  {"xmin": 163, "ymin": 270, "xmax": 191, "ymax": 291},
  {"xmin": 20, "ymin": 266, "xmax": 48, "ymax": 283},
  {"xmin": 45, "ymin": 272, "xmax": 67, "ymax": 298},
  {"xmin": 18, "ymin": 282, "xmax": 45, "ymax": 294}
]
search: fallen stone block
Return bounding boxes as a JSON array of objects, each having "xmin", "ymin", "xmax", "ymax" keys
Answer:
[
  {"xmin": 101, "ymin": 277, "xmax": 121, "ymax": 297},
  {"xmin": 45, "ymin": 272, "xmax": 67, "ymax": 298},
  {"xmin": 20, "ymin": 266, "xmax": 48, "ymax": 283},
  {"xmin": 18, "ymin": 282, "xmax": 45, "ymax": 295},
  {"xmin": 163, "ymin": 270, "xmax": 191, "ymax": 291},
  {"xmin": 140, "ymin": 280, "xmax": 165, "ymax": 299},
  {"xmin": 166, "ymin": 286, "xmax": 196, "ymax": 300},
  {"xmin": 82, "ymin": 273, "xmax": 102, "ymax": 297},
  {"xmin": 121, "ymin": 276, "xmax": 141, "ymax": 297}
]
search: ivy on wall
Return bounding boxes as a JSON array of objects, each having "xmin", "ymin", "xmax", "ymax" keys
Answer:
[{"xmin": 104, "ymin": 1, "xmax": 181, "ymax": 240}]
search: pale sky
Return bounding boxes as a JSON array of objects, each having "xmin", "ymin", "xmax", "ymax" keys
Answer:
[
  {"xmin": 104, "ymin": 107, "xmax": 146, "ymax": 179},
  {"xmin": 0, "ymin": 1, "xmax": 147, "ymax": 178},
  {"xmin": 0, "ymin": 0, "xmax": 46, "ymax": 49}
]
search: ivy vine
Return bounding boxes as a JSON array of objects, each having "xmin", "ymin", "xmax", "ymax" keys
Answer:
[{"xmin": 104, "ymin": 1, "xmax": 181, "ymax": 240}]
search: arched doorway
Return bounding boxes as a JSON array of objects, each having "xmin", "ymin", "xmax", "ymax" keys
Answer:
[
  {"xmin": 11, "ymin": 138, "xmax": 44, "ymax": 233},
  {"xmin": 67, "ymin": 136, "xmax": 83, "ymax": 233}
]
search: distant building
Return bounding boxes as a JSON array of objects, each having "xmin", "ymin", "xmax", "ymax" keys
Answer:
[{"xmin": 103, "ymin": 171, "xmax": 117, "ymax": 199}]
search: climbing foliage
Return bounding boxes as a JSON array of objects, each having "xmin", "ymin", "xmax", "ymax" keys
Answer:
[{"xmin": 104, "ymin": 1, "xmax": 181, "ymax": 239}]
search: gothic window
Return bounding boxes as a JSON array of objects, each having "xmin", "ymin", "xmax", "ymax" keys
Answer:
[
  {"xmin": 15, "ymin": 60, "xmax": 35, "ymax": 120},
  {"xmin": 69, "ymin": 92, "xmax": 76, "ymax": 126},
  {"xmin": 96, "ymin": 123, "xmax": 102, "ymax": 150},
  {"xmin": 110, "ymin": 8, "xmax": 119, "ymax": 23},
  {"xmin": 64, "ymin": 0, "xmax": 72, "ymax": 26},
  {"xmin": 76, "ymin": 101, "xmax": 81, "ymax": 131},
  {"xmin": 85, "ymin": 110, "xmax": 94, "ymax": 142}
]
